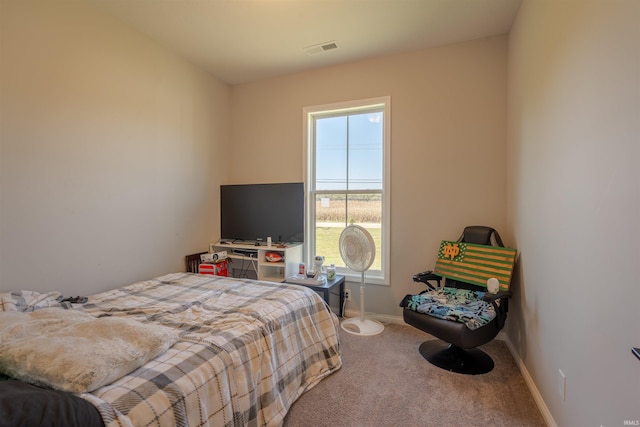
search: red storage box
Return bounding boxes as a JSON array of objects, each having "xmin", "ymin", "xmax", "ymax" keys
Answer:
[{"xmin": 199, "ymin": 259, "xmax": 228, "ymax": 276}]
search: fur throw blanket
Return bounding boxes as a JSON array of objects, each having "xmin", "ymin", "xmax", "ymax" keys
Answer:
[{"xmin": 0, "ymin": 308, "xmax": 179, "ymax": 393}]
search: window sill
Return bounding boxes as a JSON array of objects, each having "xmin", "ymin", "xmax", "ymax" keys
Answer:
[{"xmin": 340, "ymin": 271, "xmax": 389, "ymax": 286}]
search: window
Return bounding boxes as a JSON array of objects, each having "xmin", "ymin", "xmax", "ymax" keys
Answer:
[{"xmin": 303, "ymin": 97, "xmax": 390, "ymax": 285}]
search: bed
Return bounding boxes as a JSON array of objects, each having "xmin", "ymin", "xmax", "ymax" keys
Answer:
[{"xmin": 0, "ymin": 272, "xmax": 342, "ymax": 427}]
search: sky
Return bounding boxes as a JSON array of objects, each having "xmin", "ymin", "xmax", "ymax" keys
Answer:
[{"xmin": 315, "ymin": 111, "xmax": 383, "ymax": 191}]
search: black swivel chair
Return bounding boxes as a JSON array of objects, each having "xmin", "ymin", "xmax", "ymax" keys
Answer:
[{"xmin": 400, "ymin": 226, "xmax": 516, "ymax": 375}]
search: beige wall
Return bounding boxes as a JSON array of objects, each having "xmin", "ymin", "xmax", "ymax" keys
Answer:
[
  {"xmin": 507, "ymin": 0, "xmax": 640, "ymax": 425},
  {"xmin": 0, "ymin": 1, "xmax": 230, "ymax": 294},
  {"xmin": 230, "ymin": 36, "xmax": 508, "ymax": 316}
]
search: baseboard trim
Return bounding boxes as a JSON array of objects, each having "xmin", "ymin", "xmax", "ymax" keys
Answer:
[
  {"xmin": 502, "ymin": 335, "xmax": 556, "ymax": 427},
  {"xmin": 343, "ymin": 309, "xmax": 405, "ymax": 325},
  {"xmin": 342, "ymin": 311, "xmax": 555, "ymax": 426}
]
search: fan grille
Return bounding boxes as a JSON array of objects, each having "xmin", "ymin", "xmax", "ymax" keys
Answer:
[{"xmin": 339, "ymin": 225, "xmax": 376, "ymax": 272}]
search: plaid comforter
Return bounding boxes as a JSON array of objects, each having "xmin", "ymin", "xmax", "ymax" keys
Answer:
[{"xmin": 76, "ymin": 272, "xmax": 342, "ymax": 427}]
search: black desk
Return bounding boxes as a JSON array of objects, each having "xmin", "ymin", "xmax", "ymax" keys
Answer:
[{"xmin": 286, "ymin": 274, "xmax": 345, "ymax": 317}]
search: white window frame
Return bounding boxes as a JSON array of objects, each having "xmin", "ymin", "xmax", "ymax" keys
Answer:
[{"xmin": 302, "ymin": 96, "xmax": 391, "ymax": 286}]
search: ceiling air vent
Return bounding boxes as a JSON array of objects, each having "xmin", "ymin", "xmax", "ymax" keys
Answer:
[{"xmin": 304, "ymin": 41, "xmax": 339, "ymax": 56}]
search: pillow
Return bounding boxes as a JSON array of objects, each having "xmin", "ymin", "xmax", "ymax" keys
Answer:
[
  {"xmin": 0, "ymin": 308, "xmax": 179, "ymax": 393},
  {"xmin": 0, "ymin": 290, "xmax": 63, "ymax": 312}
]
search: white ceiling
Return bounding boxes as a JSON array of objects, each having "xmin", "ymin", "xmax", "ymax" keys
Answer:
[{"xmin": 94, "ymin": 0, "xmax": 522, "ymax": 85}]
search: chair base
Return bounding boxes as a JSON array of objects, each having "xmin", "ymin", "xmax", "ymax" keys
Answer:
[{"xmin": 418, "ymin": 340, "xmax": 494, "ymax": 375}]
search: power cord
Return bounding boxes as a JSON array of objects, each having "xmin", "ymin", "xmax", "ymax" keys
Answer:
[
  {"xmin": 236, "ymin": 254, "xmax": 258, "ymax": 279},
  {"xmin": 249, "ymin": 253, "xmax": 258, "ymax": 276},
  {"xmin": 341, "ymin": 295, "xmax": 348, "ymax": 318}
]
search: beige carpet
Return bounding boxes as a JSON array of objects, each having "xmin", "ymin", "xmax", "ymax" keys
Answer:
[{"xmin": 284, "ymin": 322, "xmax": 546, "ymax": 427}]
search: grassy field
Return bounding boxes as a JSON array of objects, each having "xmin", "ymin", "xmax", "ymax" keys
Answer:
[
  {"xmin": 313, "ymin": 195, "xmax": 382, "ymax": 270},
  {"xmin": 315, "ymin": 195, "xmax": 381, "ymax": 223},
  {"xmin": 315, "ymin": 224, "xmax": 381, "ymax": 271}
]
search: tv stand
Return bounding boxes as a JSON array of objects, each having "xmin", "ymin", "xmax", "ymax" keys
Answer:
[{"xmin": 211, "ymin": 241, "xmax": 302, "ymax": 282}]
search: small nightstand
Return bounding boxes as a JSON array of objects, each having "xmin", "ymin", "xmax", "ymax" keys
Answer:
[{"xmin": 286, "ymin": 274, "xmax": 345, "ymax": 317}]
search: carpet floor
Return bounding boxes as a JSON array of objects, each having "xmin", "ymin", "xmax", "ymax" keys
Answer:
[{"xmin": 284, "ymin": 322, "xmax": 546, "ymax": 427}]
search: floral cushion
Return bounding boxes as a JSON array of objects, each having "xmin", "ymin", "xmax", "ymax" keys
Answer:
[{"xmin": 402, "ymin": 287, "xmax": 496, "ymax": 330}]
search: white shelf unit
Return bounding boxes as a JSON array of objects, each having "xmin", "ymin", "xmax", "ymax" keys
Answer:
[{"xmin": 211, "ymin": 242, "xmax": 303, "ymax": 282}]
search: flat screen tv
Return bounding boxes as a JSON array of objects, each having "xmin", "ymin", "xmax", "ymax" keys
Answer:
[{"xmin": 220, "ymin": 182, "xmax": 304, "ymax": 243}]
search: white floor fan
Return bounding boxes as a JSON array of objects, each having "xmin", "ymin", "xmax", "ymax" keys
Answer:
[{"xmin": 339, "ymin": 225, "xmax": 384, "ymax": 336}]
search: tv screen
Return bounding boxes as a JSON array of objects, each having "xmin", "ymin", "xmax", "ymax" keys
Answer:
[{"xmin": 220, "ymin": 182, "xmax": 304, "ymax": 243}]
